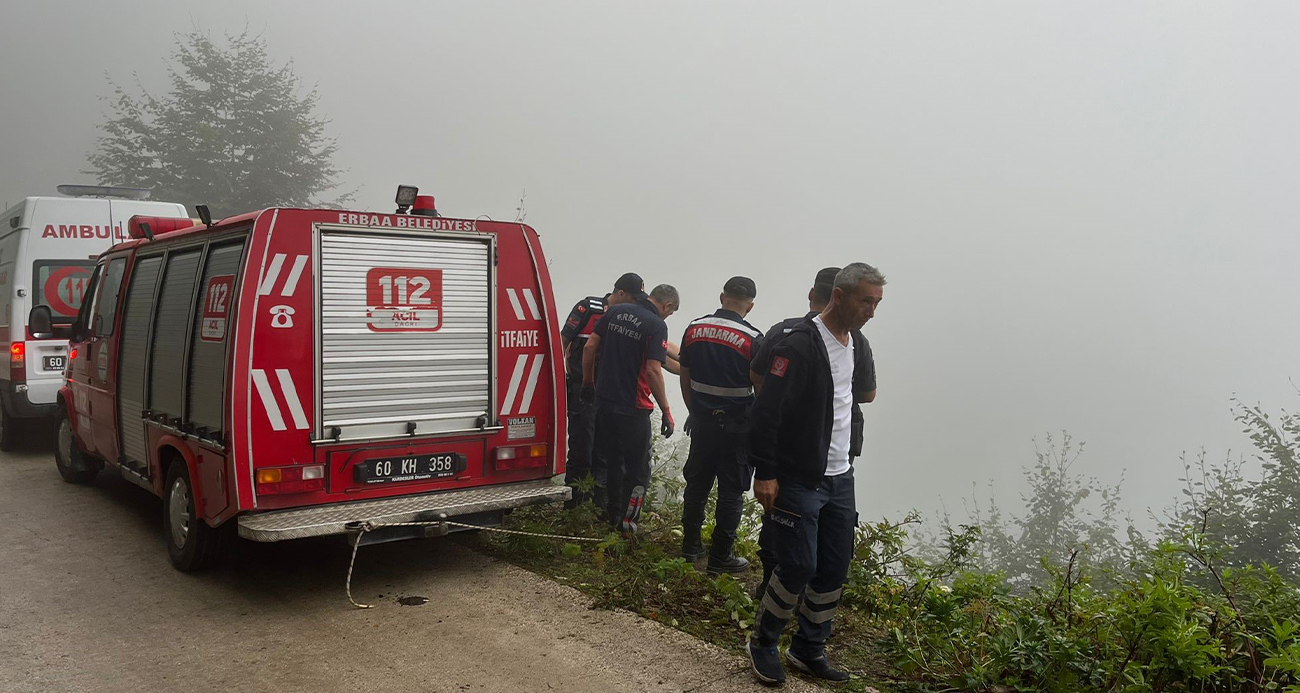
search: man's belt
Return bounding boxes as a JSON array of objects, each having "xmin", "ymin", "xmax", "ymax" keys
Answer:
[{"xmin": 691, "ymin": 381, "xmax": 754, "ymax": 398}]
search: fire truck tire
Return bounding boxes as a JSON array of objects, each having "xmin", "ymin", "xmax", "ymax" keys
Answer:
[
  {"xmin": 163, "ymin": 462, "xmax": 223, "ymax": 572},
  {"xmin": 54, "ymin": 409, "xmax": 101, "ymax": 484},
  {"xmin": 0, "ymin": 405, "xmax": 23, "ymax": 451}
]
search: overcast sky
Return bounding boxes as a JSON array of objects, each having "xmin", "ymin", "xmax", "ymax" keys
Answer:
[{"xmin": 3, "ymin": 1, "xmax": 1297, "ymax": 527}]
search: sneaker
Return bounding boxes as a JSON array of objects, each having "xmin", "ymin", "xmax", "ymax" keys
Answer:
[
  {"xmin": 747, "ymin": 641, "xmax": 786, "ymax": 686},
  {"xmin": 706, "ymin": 554, "xmax": 750, "ymax": 575},
  {"xmin": 786, "ymin": 650, "xmax": 850, "ymax": 682},
  {"xmin": 681, "ymin": 541, "xmax": 706, "ymax": 562}
]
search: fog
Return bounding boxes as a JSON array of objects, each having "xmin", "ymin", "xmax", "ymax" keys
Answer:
[{"xmin": 3, "ymin": 1, "xmax": 1297, "ymax": 525}]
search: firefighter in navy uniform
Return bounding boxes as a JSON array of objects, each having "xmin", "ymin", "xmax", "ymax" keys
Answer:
[
  {"xmin": 677, "ymin": 276, "xmax": 763, "ymax": 574},
  {"xmin": 560, "ymin": 273, "xmax": 645, "ymax": 506},
  {"xmin": 582, "ymin": 284, "xmax": 680, "ymax": 532},
  {"xmin": 747, "ymin": 263, "xmax": 883, "ymax": 686}
]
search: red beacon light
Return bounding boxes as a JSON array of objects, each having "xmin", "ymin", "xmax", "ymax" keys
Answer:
[
  {"xmin": 127, "ymin": 215, "xmax": 196, "ymax": 241},
  {"xmin": 411, "ymin": 195, "xmax": 440, "ymax": 218}
]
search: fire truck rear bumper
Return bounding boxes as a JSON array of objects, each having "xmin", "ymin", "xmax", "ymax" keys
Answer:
[{"xmin": 236, "ymin": 480, "xmax": 571, "ymax": 542}]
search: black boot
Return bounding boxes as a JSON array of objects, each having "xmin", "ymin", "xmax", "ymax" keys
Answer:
[
  {"xmin": 681, "ymin": 526, "xmax": 705, "ymax": 561},
  {"xmin": 706, "ymin": 553, "xmax": 750, "ymax": 575},
  {"xmin": 706, "ymin": 533, "xmax": 749, "ymax": 574}
]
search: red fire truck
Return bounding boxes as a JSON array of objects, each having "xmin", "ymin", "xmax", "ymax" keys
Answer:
[{"xmin": 46, "ymin": 188, "xmax": 569, "ymax": 570}]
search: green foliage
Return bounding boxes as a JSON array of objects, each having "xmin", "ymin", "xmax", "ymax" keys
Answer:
[
  {"xmin": 1165, "ymin": 396, "xmax": 1300, "ymax": 582},
  {"xmin": 474, "ymin": 396, "xmax": 1300, "ymax": 693},
  {"xmin": 87, "ymin": 30, "xmax": 350, "ymax": 216},
  {"xmin": 956, "ymin": 432, "xmax": 1139, "ymax": 589}
]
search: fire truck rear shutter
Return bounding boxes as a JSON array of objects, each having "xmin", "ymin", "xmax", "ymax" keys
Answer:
[
  {"xmin": 148, "ymin": 250, "xmax": 203, "ymax": 419},
  {"xmin": 118, "ymin": 255, "xmax": 165, "ymax": 466},
  {"xmin": 318, "ymin": 230, "xmax": 493, "ymax": 441}
]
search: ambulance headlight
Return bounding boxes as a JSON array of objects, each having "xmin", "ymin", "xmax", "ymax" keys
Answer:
[{"xmin": 395, "ymin": 185, "xmax": 420, "ymax": 207}]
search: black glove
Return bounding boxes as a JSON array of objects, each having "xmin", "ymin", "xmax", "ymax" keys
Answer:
[
  {"xmin": 683, "ymin": 415, "xmax": 694, "ymax": 437},
  {"xmin": 579, "ymin": 383, "xmax": 595, "ymax": 405},
  {"xmin": 660, "ymin": 411, "xmax": 675, "ymax": 438}
]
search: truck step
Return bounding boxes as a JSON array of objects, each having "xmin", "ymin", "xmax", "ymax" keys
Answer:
[{"xmin": 237, "ymin": 480, "xmax": 570, "ymax": 542}]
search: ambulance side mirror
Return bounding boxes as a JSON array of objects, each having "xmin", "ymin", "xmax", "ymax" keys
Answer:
[{"xmin": 28, "ymin": 305, "xmax": 54, "ymax": 340}]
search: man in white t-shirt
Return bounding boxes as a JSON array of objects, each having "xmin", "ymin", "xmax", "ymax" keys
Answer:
[{"xmin": 745, "ymin": 263, "xmax": 884, "ymax": 686}]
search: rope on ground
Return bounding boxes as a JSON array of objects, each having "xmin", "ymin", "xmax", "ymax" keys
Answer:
[{"xmin": 344, "ymin": 517, "xmax": 604, "ymax": 609}]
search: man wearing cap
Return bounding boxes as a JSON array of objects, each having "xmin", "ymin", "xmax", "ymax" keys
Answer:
[
  {"xmin": 746, "ymin": 263, "xmax": 883, "ymax": 686},
  {"xmin": 750, "ymin": 267, "xmax": 840, "ymax": 392},
  {"xmin": 677, "ymin": 276, "xmax": 763, "ymax": 574},
  {"xmin": 582, "ymin": 283, "xmax": 680, "ymax": 532},
  {"xmin": 560, "ymin": 273, "xmax": 645, "ymax": 506}
]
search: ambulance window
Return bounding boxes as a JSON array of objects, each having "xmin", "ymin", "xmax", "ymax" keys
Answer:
[
  {"xmin": 148, "ymin": 249, "xmax": 202, "ymax": 419},
  {"xmin": 92, "ymin": 258, "xmax": 127, "ymax": 337},
  {"xmin": 32, "ymin": 260, "xmax": 96, "ymax": 323}
]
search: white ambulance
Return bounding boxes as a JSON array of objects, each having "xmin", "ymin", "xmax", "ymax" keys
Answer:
[{"xmin": 0, "ymin": 185, "xmax": 188, "ymax": 449}]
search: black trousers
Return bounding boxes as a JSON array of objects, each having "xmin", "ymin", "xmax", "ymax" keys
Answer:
[
  {"xmin": 595, "ymin": 407, "xmax": 652, "ymax": 525},
  {"xmin": 563, "ymin": 379, "xmax": 601, "ymax": 488},
  {"xmin": 681, "ymin": 410, "xmax": 753, "ymax": 557}
]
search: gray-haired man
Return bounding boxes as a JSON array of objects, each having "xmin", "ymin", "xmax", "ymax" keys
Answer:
[{"xmin": 746, "ymin": 263, "xmax": 883, "ymax": 685}]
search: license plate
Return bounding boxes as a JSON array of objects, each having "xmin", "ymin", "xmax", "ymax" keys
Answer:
[
  {"xmin": 353, "ymin": 453, "xmax": 466, "ymax": 485},
  {"xmin": 43, "ymin": 355, "xmax": 65, "ymax": 370}
]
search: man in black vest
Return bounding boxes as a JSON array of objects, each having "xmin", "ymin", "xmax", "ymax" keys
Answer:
[{"xmin": 677, "ymin": 276, "xmax": 763, "ymax": 574}]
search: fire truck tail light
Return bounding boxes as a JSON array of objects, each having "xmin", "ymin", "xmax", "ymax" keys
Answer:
[
  {"xmin": 257, "ymin": 465, "xmax": 326, "ymax": 494},
  {"xmin": 494, "ymin": 444, "xmax": 548, "ymax": 470}
]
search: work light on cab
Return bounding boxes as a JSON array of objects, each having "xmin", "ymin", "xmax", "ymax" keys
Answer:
[{"xmin": 394, "ymin": 184, "xmax": 419, "ymax": 213}]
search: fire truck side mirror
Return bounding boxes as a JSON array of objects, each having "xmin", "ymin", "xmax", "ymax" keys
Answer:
[{"xmin": 28, "ymin": 305, "xmax": 54, "ymax": 340}]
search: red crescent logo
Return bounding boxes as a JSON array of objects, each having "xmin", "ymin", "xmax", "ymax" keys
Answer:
[{"xmin": 44, "ymin": 266, "xmax": 92, "ymax": 317}]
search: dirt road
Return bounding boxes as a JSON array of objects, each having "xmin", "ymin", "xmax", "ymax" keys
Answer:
[{"xmin": 0, "ymin": 446, "xmax": 826, "ymax": 693}]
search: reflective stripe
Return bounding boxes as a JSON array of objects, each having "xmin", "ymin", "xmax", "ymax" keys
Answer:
[
  {"xmin": 689, "ymin": 316, "xmax": 760, "ymax": 337},
  {"xmin": 803, "ymin": 586, "xmax": 843, "ymax": 605},
  {"xmin": 691, "ymin": 381, "xmax": 754, "ymax": 398},
  {"xmin": 799, "ymin": 602, "xmax": 837, "ymax": 624},
  {"xmin": 761, "ymin": 592, "xmax": 795, "ymax": 620},
  {"xmin": 767, "ymin": 575, "xmax": 799, "ymax": 606}
]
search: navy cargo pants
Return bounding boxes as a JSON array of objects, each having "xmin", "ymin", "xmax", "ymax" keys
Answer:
[
  {"xmin": 751, "ymin": 467, "xmax": 856, "ymax": 658},
  {"xmin": 595, "ymin": 407, "xmax": 652, "ymax": 527},
  {"xmin": 564, "ymin": 378, "xmax": 602, "ymax": 491},
  {"xmin": 681, "ymin": 409, "xmax": 753, "ymax": 558}
]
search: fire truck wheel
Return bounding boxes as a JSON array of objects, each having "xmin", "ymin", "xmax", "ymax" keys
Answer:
[
  {"xmin": 163, "ymin": 462, "xmax": 223, "ymax": 572},
  {"xmin": 54, "ymin": 409, "xmax": 101, "ymax": 484},
  {"xmin": 0, "ymin": 405, "xmax": 23, "ymax": 451}
]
